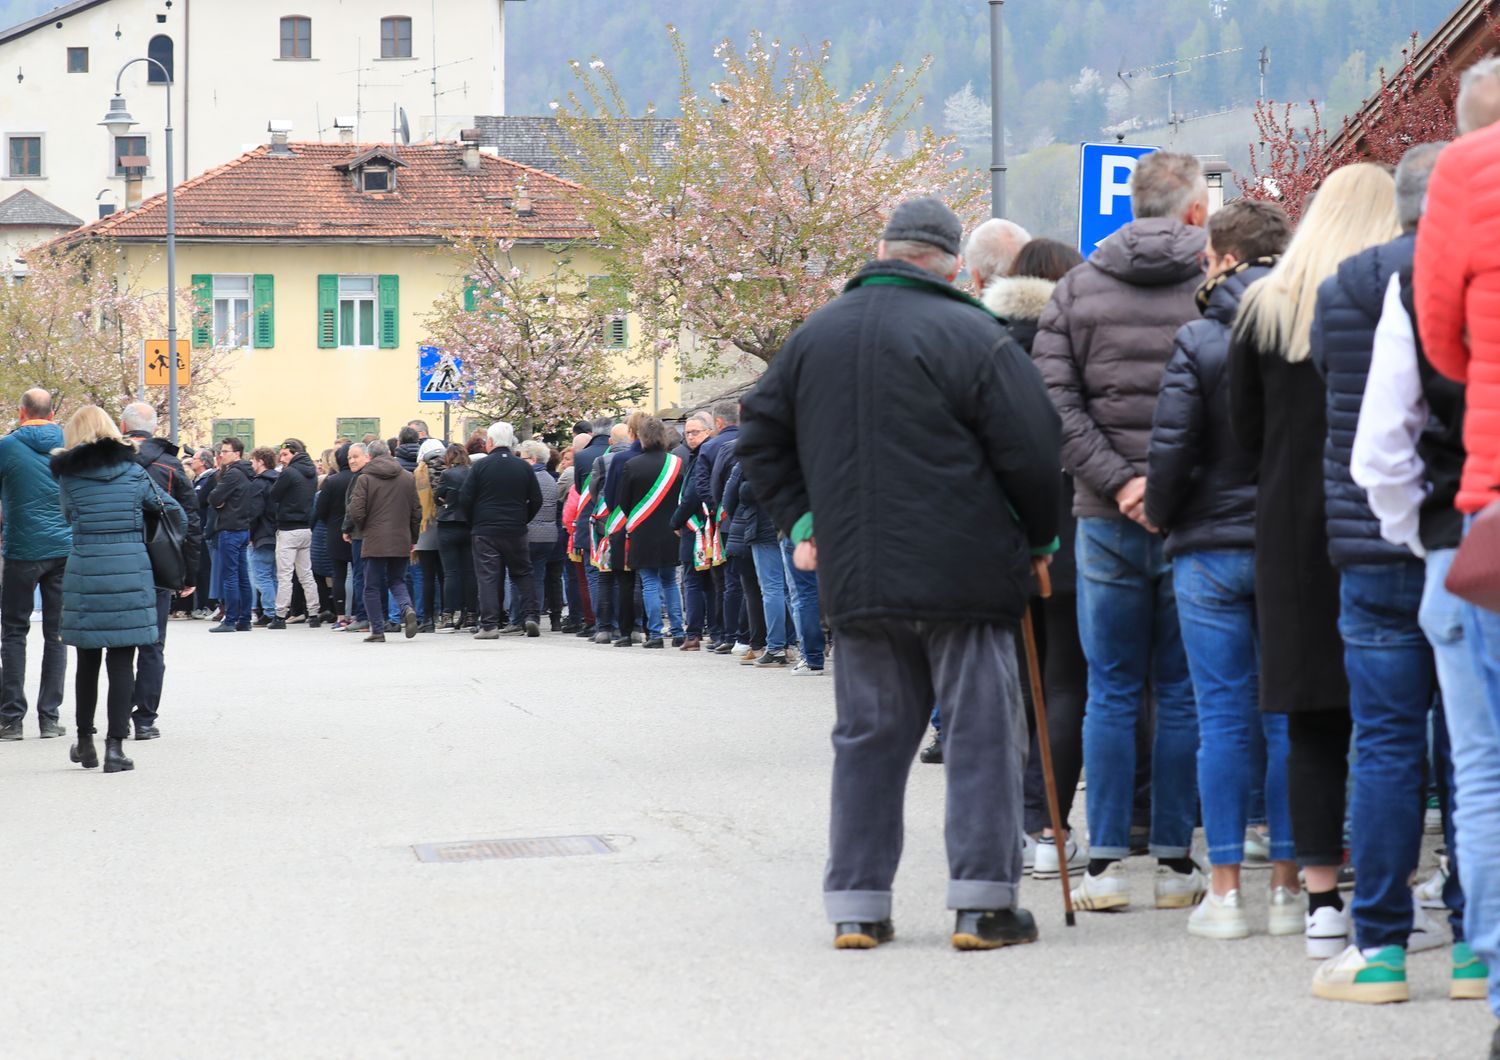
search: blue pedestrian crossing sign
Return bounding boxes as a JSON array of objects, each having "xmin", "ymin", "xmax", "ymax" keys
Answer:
[
  {"xmin": 1078, "ymin": 142, "xmax": 1159, "ymax": 257},
  {"xmin": 418, "ymin": 344, "xmax": 467, "ymax": 402}
]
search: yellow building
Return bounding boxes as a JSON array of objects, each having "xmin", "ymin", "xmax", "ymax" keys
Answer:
[{"xmin": 58, "ymin": 137, "xmax": 674, "ymax": 449}]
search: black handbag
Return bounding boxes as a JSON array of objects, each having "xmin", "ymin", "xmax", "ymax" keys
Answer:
[{"xmin": 143, "ymin": 475, "xmax": 188, "ymax": 590}]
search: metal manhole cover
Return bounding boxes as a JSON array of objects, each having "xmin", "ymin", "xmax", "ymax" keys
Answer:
[{"xmin": 412, "ymin": 835, "xmax": 615, "ymax": 863}]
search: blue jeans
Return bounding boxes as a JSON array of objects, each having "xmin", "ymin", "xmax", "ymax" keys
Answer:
[
  {"xmin": 363, "ymin": 556, "xmax": 413, "ymax": 635},
  {"xmin": 679, "ymin": 533, "xmax": 711, "ymax": 637},
  {"xmin": 750, "ymin": 541, "xmax": 788, "ymax": 653},
  {"xmin": 250, "ymin": 543, "xmax": 277, "ymax": 613},
  {"xmin": 1173, "ymin": 550, "xmax": 1293, "ymax": 865},
  {"xmin": 639, "ymin": 566, "xmax": 685, "ymax": 639},
  {"xmin": 1076, "ymin": 517, "xmax": 1197, "ymax": 859},
  {"xmin": 393, "ymin": 562, "xmax": 423, "ymax": 623},
  {"xmin": 1431, "ymin": 541, "xmax": 1500, "ymax": 1014},
  {"xmin": 1341, "ymin": 562, "xmax": 1437, "ymax": 950},
  {"xmin": 781, "ymin": 537, "xmax": 825, "ymax": 668},
  {"xmin": 216, "ymin": 530, "xmax": 252, "ymax": 626}
]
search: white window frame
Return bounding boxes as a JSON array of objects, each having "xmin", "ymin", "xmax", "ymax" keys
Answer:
[
  {"xmin": 338, "ymin": 275, "xmax": 377, "ymax": 349},
  {"xmin": 212, "ymin": 274, "xmax": 253, "ymax": 349},
  {"xmin": 5, "ymin": 133, "xmax": 43, "ymax": 179},
  {"xmin": 111, "ymin": 132, "xmax": 150, "ymax": 179}
]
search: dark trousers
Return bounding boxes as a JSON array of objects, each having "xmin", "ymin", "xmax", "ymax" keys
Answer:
[
  {"xmin": 473, "ymin": 532, "xmax": 533, "ymax": 631},
  {"xmin": 438, "ymin": 526, "xmax": 477, "ymax": 618},
  {"xmin": 825, "ymin": 620, "xmax": 1028, "ymax": 922},
  {"xmin": 0, "ymin": 556, "xmax": 66, "ymax": 725},
  {"xmin": 525, "ymin": 540, "xmax": 553, "ymax": 623},
  {"xmin": 566, "ymin": 558, "xmax": 592, "ymax": 625},
  {"xmin": 417, "ymin": 549, "xmax": 443, "ymax": 619},
  {"xmin": 350, "ymin": 539, "xmax": 367, "ymax": 621},
  {"xmin": 595, "ymin": 569, "xmax": 618, "ymax": 634},
  {"xmin": 362, "ymin": 556, "xmax": 413, "ymax": 634},
  {"xmin": 1288, "ymin": 709, "xmax": 1354, "ymax": 868},
  {"xmin": 75, "ymin": 645, "xmax": 136, "ymax": 740},
  {"xmin": 722, "ymin": 557, "xmax": 745, "ymax": 644},
  {"xmin": 679, "ymin": 535, "xmax": 710, "ymax": 637},
  {"xmin": 544, "ymin": 540, "xmax": 566, "ymax": 620},
  {"xmin": 615, "ymin": 568, "xmax": 638, "ymax": 639},
  {"xmin": 330, "ymin": 556, "xmax": 349, "ymax": 617},
  {"xmin": 1021, "ymin": 592, "xmax": 1089, "ymax": 833},
  {"xmin": 710, "ymin": 564, "xmax": 728, "ymax": 642},
  {"xmin": 131, "ymin": 588, "xmax": 171, "ymax": 728},
  {"xmin": 734, "ymin": 554, "xmax": 765, "ymax": 649}
]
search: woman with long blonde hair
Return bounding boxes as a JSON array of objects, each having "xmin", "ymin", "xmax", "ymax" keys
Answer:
[{"xmin": 1228, "ymin": 162, "xmax": 1400, "ymax": 960}]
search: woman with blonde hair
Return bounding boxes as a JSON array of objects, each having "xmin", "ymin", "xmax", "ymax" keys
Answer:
[
  {"xmin": 1228, "ymin": 162, "xmax": 1400, "ymax": 960},
  {"xmin": 50, "ymin": 404, "xmax": 185, "ymax": 773}
]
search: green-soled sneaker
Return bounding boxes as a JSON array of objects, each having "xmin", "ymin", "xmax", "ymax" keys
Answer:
[
  {"xmin": 1312, "ymin": 944, "xmax": 1409, "ymax": 1004},
  {"xmin": 1453, "ymin": 942, "xmax": 1489, "ymax": 1001}
]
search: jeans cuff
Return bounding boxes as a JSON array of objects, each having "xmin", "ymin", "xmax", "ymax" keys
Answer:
[
  {"xmin": 1148, "ymin": 844, "xmax": 1191, "ymax": 859},
  {"xmin": 1089, "ymin": 844, "xmax": 1130, "ymax": 860},
  {"xmin": 947, "ymin": 879, "xmax": 1019, "ymax": 912},
  {"xmin": 824, "ymin": 889, "xmax": 891, "ymax": 923}
]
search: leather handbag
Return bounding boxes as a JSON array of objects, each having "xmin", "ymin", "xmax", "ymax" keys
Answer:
[
  {"xmin": 1446, "ymin": 498, "xmax": 1500, "ymax": 613},
  {"xmin": 143, "ymin": 477, "xmax": 188, "ymax": 591}
]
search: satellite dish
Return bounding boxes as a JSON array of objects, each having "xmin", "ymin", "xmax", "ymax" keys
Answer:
[{"xmin": 399, "ymin": 107, "xmax": 411, "ymax": 145}]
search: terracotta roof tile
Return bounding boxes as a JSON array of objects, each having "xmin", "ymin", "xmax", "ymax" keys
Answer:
[{"xmin": 64, "ymin": 142, "xmax": 597, "ymax": 244}]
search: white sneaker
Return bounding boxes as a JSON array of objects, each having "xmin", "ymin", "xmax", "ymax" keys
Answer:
[
  {"xmin": 1188, "ymin": 889, "xmax": 1249, "ymax": 939},
  {"xmin": 789, "ymin": 660, "xmax": 825, "ymax": 676},
  {"xmin": 1306, "ymin": 903, "xmax": 1350, "ymax": 959},
  {"xmin": 1021, "ymin": 833, "xmax": 1036, "ymax": 875},
  {"xmin": 1269, "ymin": 886, "xmax": 1304, "ymax": 936},
  {"xmin": 1072, "ymin": 860, "xmax": 1130, "ymax": 911},
  {"xmin": 1032, "ymin": 835, "xmax": 1087, "ymax": 880},
  {"xmin": 1425, "ymin": 799, "xmax": 1442, "ymax": 835},
  {"xmin": 1244, "ymin": 826, "xmax": 1271, "ymax": 868},
  {"xmin": 1408, "ymin": 902, "xmax": 1446, "ymax": 953},
  {"xmin": 1155, "ymin": 864, "xmax": 1208, "ymax": 909},
  {"xmin": 1414, "ymin": 859, "xmax": 1449, "ymax": 910},
  {"xmin": 730, "ymin": 642, "xmax": 751, "ymax": 656}
]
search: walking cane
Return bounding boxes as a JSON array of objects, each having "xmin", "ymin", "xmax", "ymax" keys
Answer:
[{"xmin": 1023, "ymin": 558, "xmax": 1076, "ymax": 927}]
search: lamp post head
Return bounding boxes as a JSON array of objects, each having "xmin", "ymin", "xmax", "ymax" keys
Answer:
[{"xmin": 100, "ymin": 95, "xmax": 136, "ymax": 137}]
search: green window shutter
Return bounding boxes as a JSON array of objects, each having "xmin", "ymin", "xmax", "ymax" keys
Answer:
[
  {"xmin": 378, "ymin": 274, "xmax": 399, "ymax": 348},
  {"xmin": 317, "ymin": 275, "xmax": 338, "ymax": 349},
  {"xmin": 191, "ymin": 275, "xmax": 212, "ymax": 348},
  {"xmin": 335, "ymin": 417, "xmax": 380, "ymax": 440},
  {"xmin": 212, "ymin": 418, "xmax": 255, "ymax": 451},
  {"xmin": 463, "ymin": 281, "xmax": 477, "ymax": 312},
  {"xmin": 252, "ymin": 274, "xmax": 275, "ymax": 348},
  {"xmin": 608, "ymin": 317, "xmax": 628, "ymax": 349}
]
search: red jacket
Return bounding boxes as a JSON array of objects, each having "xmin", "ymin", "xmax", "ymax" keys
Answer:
[
  {"xmin": 1415, "ymin": 123, "xmax": 1500, "ymax": 513},
  {"xmin": 561, "ymin": 485, "xmax": 582, "ymax": 550}
]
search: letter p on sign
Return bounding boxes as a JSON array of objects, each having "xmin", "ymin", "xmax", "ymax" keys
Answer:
[
  {"xmin": 1099, "ymin": 155, "xmax": 1138, "ymax": 216},
  {"xmin": 1077, "ymin": 142, "xmax": 1159, "ymax": 256}
]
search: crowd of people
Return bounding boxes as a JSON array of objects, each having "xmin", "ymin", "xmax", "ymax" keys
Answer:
[{"xmin": 5, "ymin": 53, "xmax": 1500, "ymax": 1051}]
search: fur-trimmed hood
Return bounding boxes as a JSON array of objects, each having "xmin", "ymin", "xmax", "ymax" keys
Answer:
[
  {"xmin": 980, "ymin": 275, "xmax": 1058, "ymax": 323},
  {"xmin": 50, "ymin": 437, "xmax": 139, "ymax": 481}
]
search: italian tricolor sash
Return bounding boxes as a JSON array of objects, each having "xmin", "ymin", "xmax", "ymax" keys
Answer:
[{"xmin": 626, "ymin": 454, "xmax": 682, "ymax": 532}]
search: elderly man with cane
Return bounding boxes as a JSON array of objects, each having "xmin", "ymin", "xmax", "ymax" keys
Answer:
[{"xmin": 738, "ymin": 197, "xmax": 1062, "ymax": 950}]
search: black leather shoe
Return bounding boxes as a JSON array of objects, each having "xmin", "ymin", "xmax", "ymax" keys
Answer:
[
  {"xmin": 103, "ymin": 738, "xmax": 134, "ymax": 773},
  {"xmin": 268, "ymin": 617, "xmax": 287, "ymax": 630},
  {"xmin": 643, "ymin": 639, "xmax": 665, "ymax": 649},
  {"xmin": 417, "ymin": 621, "xmax": 435, "ymax": 634},
  {"xmin": 561, "ymin": 620, "xmax": 581, "ymax": 634},
  {"xmin": 134, "ymin": 724, "xmax": 161, "ymax": 741},
  {"xmin": 70, "ymin": 737, "xmax": 99, "ymax": 769},
  {"xmin": 524, "ymin": 619, "xmax": 541, "ymax": 637},
  {"xmin": 402, "ymin": 608, "xmax": 419, "ymax": 639},
  {"xmin": 574, "ymin": 625, "xmax": 594, "ymax": 638},
  {"xmin": 0, "ymin": 721, "xmax": 22, "ymax": 741},
  {"xmin": 611, "ymin": 636, "xmax": 633, "ymax": 648},
  {"xmin": 308, "ymin": 615, "xmax": 322, "ymax": 629},
  {"xmin": 671, "ymin": 636, "xmax": 685, "ymax": 647},
  {"xmin": 254, "ymin": 613, "xmax": 272, "ymax": 627},
  {"xmin": 951, "ymin": 908, "xmax": 1038, "ymax": 950},
  {"xmin": 39, "ymin": 718, "xmax": 66, "ymax": 739},
  {"xmin": 365, "ymin": 632, "xmax": 387, "ymax": 643},
  {"xmin": 833, "ymin": 920, "xmax": 895, "ymax": 949},
  {"xmin": 919, "ymin": 734, "xmax": 944, "ymax": 765},
  {"xmin": 235, "ymin": 622, "xmax": 252, "ymax": 632}
]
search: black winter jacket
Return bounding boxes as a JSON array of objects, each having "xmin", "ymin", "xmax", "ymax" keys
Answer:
[
  {"xmin": 393, "ymin": 441, "xmax": 422, "ymax": 472},
  {"xmin": 1145, "ymin": 261, "xmax": 1270, "ymax": 558},
  {"xmin": 739, "ymin": 258, "xmax": 1061, "ymax": 627},
  {"xmin": 269, "ymin": 451, "xmax": 317, "ymax": 530},
  {"xmin": 433, "ymin": 463, "xmax": 471, "ymax": 525},
  {"xmin": 249, "ymin": 469, "xmax": 279, "ymax": 547},
  {"xmin": 1310, "ymin": 232, "xmax": 1415, "ymax": 567},
  {"xmin": 209, "ymin": 459, "xmax": 254, "ymax": 532},
  {"xmin": 458, "ymin": 450, "xmax": 541, "ymax": 536},
  {"xmin": 129, "ymin": 432, "xmax": 204, "ymax": 580}
]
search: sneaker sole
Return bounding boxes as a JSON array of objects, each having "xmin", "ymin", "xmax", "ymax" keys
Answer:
[
  {"xmin": 1155, "ymin": 892, "xmax": 1206, "ymax": 910},
  {"xmin": 1452, "ymin": 978, "xmax": 1488, "ymax": 1001},
  {"xmin": 1072, "ymin": 892, "xmax": 1130, "ymax": 912},
  {"xmin": 1031, "ymin": 863, "xmax": 1086, "ymax": 881},
  {"xmin": 1311, "ymin": 979, "xmax": 1409, "ymax": 1004},
  {"xmin": 1268, "ymin": 914, "xmax": 1304, "ymax": 937},
  {"xmin": 1187, "ymin": 918, "xmax": 1250, "ymax": 940},
  {"xmin": 1307, "ymin": 935, "xmax": 1349, "ymax": 960},
  {"xmin": 833, "ymin": 932, "xmax": 886, "ymax": 950},
  {"xmin": 951, "ymin": 931, "xmax": 1038, "ymax": 951}
]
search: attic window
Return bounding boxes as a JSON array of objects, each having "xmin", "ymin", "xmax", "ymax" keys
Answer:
[{"xmin": 360, "ymin": 167, "xmax": 391, "ymax": 192}]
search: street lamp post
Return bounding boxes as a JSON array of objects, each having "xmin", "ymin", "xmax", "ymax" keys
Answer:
[
  {"xmin": 989, "ymin": 0, "xmax": 1006, "ymax": 218},
  {"xmin": 101, "ymin": 58, "xmax": 178, "ymax": 443}
]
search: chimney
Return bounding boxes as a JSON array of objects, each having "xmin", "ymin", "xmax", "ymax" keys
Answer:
[
  {"xmin": 334, "ymin": 115, "xmax": 356, "ymax": 145},
  {"xmin": 460, "ymin": 127, "xmax": 482, "ymax": 173},
  {"xmin": 514, "ymin": 174, "xmax": 533, "ymax": 216},
  {"xmin": 125, "ymin": 175, "xmax": 142, "ymax": 211},
  {"xmin": 267, "ymin": 119, "xmax": 293, "ymax": 155}
]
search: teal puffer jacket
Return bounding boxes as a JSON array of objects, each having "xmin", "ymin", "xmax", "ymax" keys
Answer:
[
  {"xmin": 50, "ymin": 438, "xmax": 185, "ymax": 649},
  {"xmin": 0, "ymin": 422, "xmax": 71, "ymax": 560}
]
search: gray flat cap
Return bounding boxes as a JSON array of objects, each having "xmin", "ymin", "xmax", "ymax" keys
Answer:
[{"xmin": 881, "ymin": 196, "xmax": 963, "ymax": 257}]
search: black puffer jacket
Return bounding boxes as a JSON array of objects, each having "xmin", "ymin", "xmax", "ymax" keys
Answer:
[
  {"xmin": 739, "ymin": 258, "xmax": 1061, "ymax": 627},
  {"xmin": 1145, "ymin": 261, "xmax": 1271, "ymax": 558},
  {"xmin": 130, "ymin": 432, "xmax": 204, "ymax": 580},
  {"xmin": 433, "ymin": 462, "xmax": 471, "ymax": 525},
  {"xmin": 209, "ymin": 459, "xmax": 254, "ymax": 532},
  {"xmin": 1310, "ymin": 232, "xmax": 1414, "ymax": 567},
  {"xmin": 269, "ymin": 451, "xmax": 317, "ymax": 530}
]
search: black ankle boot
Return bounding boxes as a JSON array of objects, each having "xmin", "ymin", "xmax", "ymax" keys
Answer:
[
  {"xmin": 103, "ymin": 738, "xmax": 134, "ymax": 773},
  {"xmin": 70, "ymin": 735, "xmax": 99, "ymax": 769}
]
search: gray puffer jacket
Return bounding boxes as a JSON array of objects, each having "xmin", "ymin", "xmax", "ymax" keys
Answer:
[{"xmin": 1035, "ymin": 217, "xmax": 1206, "ymax": 518}]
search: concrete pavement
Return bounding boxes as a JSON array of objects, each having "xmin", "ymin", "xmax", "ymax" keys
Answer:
[{"xmin": 1, "ymin": 620, "xmax": 1487, "ymax": 1058}]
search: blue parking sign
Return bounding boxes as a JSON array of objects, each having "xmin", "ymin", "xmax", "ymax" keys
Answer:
[
  {"xmin": 1078, "ymin": 142, "xmax": 1158, "ymax": 257},
  {"xmin": 418, "ymin": 344, "xmax": 466, "ymax": 402}
]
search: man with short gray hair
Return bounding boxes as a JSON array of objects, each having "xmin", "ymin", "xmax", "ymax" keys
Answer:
[
  {"xmin": 1033, "ymin": 152, "xmax": 1208, "ymax": 911},
  {"xmin": 670, "ymin": 409, "xmax": 720, "ymax": 648},
  {"xmin": 964, "ymin": 217, "xmax": 1031, "ymax": 294},
  {"xmin": 459, "ymin": 421, "xmax": 542, "ymax": 638}
]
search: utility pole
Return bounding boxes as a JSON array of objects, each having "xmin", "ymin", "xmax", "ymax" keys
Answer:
[
  {"xmin": 1259, "ymin": 46, "xmax": 1270, "ymax": 103},
  {"xmin": 989, "ymin": 0, "xmax": 1005, "ymax": 217}
]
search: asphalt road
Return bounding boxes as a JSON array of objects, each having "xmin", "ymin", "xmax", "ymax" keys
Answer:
[{"xmin": 1, "ymin": 620, "xmax": 1487, "ymax": 1058}]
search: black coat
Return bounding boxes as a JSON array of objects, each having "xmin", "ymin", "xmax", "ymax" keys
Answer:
[
  {"xmin": 195, "ymin": 467, "xmax": 218, "ymax": 539},
  {"xmin": 209, "ymin": 459, "xmax": 254, "ymax": 532},
  {"xmin": 129, "ymin": 432, "xmax": 204, "ymax": 581},
  {"xmin": 316, "ymin": 462, "xmax": 353, "ymax": 561},
  {"xmin": 1310, "ymin": 232, "xmax": 1414, "ymax": 567},
  {"xmin": 458, "ymin": 451, "xmax": 541, "ymax": 537},
  {"xmin": 1145, "ymin": 262, "xmax": 1269, "ymax": 558},
  {"xmin": 618, "ymin": 449, "xmax": 686, "ymax": 570},
  {"xmin": 1228, "ymin": 319, "xmax": 1348, "ymax": 715},
  {"xmin": 739, "ymin": 258, "xmax": 1061, "ymax": 627},
  {"xmin": 270, "ymin": 451, "xmax": 318, "ymax": 530},
  {"xmin": 433, "ymin": 463, "xmax": 471, "ymax": 525},
  {"xmin": 249, "ymin": 469, "xmax": 279, "ymax": 547}
]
